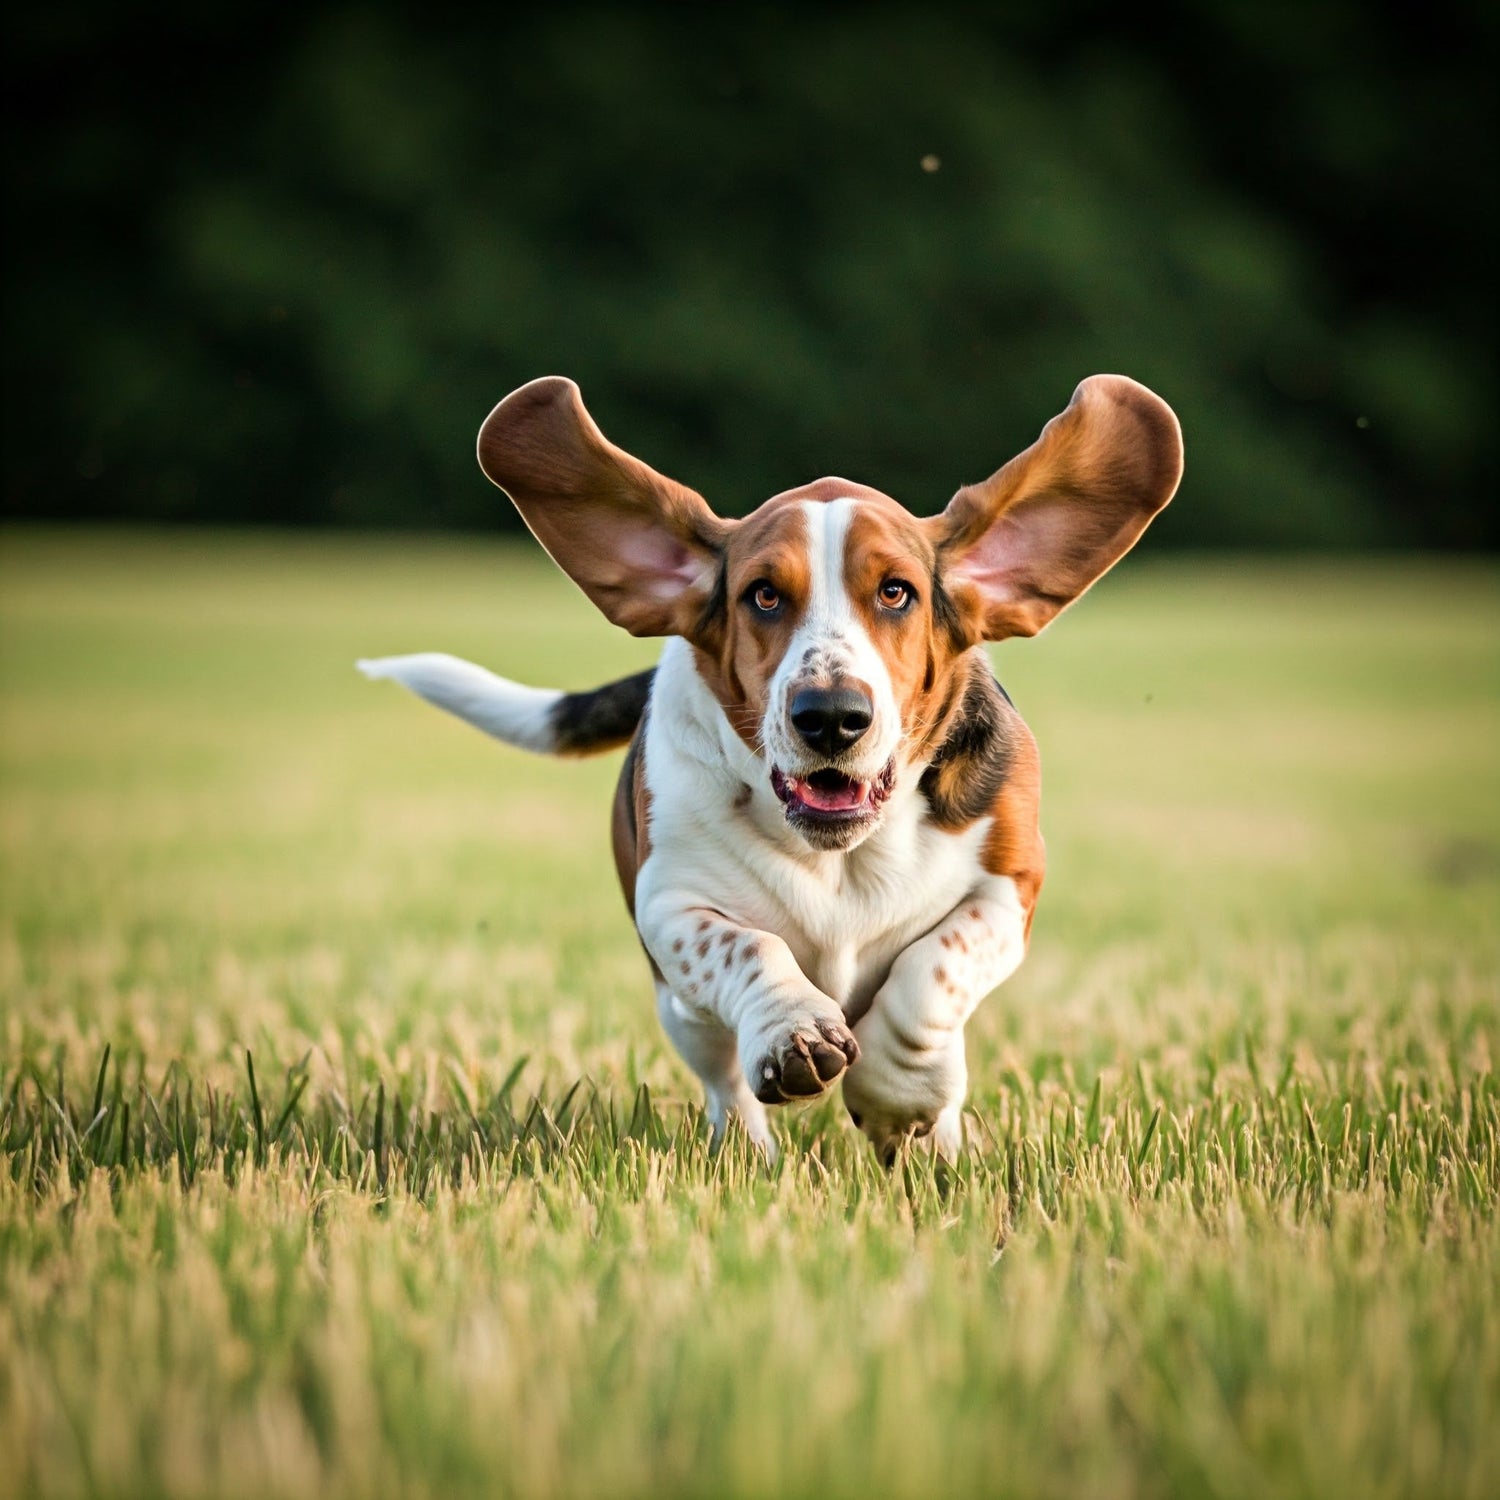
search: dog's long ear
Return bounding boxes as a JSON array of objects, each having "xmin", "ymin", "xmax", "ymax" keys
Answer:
[
  {"xmin": 927, "ymin": 375, "xmax": 1183, "ymax": 642},
  {"xmin": 477, "ymin": 378, "xmax": 732, "ymax": 638}
]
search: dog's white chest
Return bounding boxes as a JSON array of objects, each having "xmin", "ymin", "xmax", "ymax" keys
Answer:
[{"xmin": 749, "ymin": 813, "xmax": 989, "ymax": 1013}]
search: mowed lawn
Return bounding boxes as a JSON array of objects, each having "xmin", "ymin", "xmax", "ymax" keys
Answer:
[{"xmin": 1, "ymin": 528, "xmax": 1497, "ymax": 1500}]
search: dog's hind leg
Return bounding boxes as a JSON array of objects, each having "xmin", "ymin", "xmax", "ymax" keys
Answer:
[{"xmin": 655, "ymin": 982, "xmax": 774, "ymax": 1158}]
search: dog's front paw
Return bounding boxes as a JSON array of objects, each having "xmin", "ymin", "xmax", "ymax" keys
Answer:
[
  {"xmin": 843, "ymin": 1006, "xmax": 968, "ymax": 1162},
  {"xmin": 750, "ymin": 1016, "xmax": 859, "ymax": 1104},
  {"xmin": 845, "ymin": 1092, "xmax": 966, "ymax": 1167}
]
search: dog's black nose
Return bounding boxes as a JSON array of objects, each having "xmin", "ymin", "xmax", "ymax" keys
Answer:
[{"xmin": 790, "ymin": 686, "xmax": 873, "ymax": 756}]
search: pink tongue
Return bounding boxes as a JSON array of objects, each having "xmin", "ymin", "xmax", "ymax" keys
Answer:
[{"xmin": 798, "ymin": 777, "xmax": 865, "ymax": 812}]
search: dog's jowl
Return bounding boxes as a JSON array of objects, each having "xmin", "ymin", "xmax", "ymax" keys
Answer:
[{"xmin": 360, "ymin": 374, "xmax": 1182, "ymax": 1160}]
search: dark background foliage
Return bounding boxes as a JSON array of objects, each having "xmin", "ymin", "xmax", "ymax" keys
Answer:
[{"xmin": 4, "ymin": 2, "xmax": 1495, "ymax": 546}]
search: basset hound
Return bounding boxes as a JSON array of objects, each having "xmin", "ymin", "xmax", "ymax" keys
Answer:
[{"xmin": 361, "ymin": 374, "xmax": 1182, "ymax": 1161}]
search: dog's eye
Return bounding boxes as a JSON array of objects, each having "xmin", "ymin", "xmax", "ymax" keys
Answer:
[
  {"xmin": 877, "ymin": 579, "xmax": 914, "ymax": 611},
  {"xmin": 749, "ymin": 581, "xmax": 781, "ymax": 613}
]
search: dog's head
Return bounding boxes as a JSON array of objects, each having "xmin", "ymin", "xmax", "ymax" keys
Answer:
[{"xmin": 478, "ymin": 376, "xmax": 1182, "ymax": 851}]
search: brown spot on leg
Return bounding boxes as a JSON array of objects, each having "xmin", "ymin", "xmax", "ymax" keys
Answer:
[
  {"xmin": 672, "ymin": 940, "xmax": 683, "ymax": 954},
  {"xmin": 934, "ymin": 966, "xmax": 947, "ymax": 984},
  {"xmin": 696, "ymin": 939, "xmax": 711, "ymax": 958}
]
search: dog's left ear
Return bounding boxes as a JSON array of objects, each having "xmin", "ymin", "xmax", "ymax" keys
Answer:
[
  {"xmin": 927, "ymin": 375, "xmax": 1183, "ymax": 642},
  {"xmin": 477, "ymin": 377, "xmax": 732, "ymax": 639}
]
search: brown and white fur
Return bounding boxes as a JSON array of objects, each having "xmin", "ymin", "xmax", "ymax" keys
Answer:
[{"xmin": 360, "ymin": 375, "xmax": 1182, "ymax": 1161}]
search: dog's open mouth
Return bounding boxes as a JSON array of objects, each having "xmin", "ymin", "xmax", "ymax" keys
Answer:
[{"xmin": 771, "ymin": 761, "xmax": 895, "ymax": 822}]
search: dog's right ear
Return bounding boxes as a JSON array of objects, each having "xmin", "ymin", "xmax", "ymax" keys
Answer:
[{"xmin": 477, "ymin": 378, "xmax": 732, "ymax": 639}]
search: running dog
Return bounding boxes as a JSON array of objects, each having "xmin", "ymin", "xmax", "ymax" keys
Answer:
[{"xmin": 360, "ymin": 374, "xmax": 1182, "ymax": 1160}]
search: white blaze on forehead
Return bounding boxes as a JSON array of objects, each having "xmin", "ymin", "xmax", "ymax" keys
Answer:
[
  {"xmin": 763, "ymin": 499, "xmax": 899, "ymax": 773},
  {"xmin": 800, "ymin": 498, "xmax": 857, "ymax": 647}
]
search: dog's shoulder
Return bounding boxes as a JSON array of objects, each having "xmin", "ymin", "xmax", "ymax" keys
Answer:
[
  {"xmin": 919, "ymin": 654, "xmax": 1019, "ymax": 830},
  {"xmin": 919, "ymin": 652, "xmax": 1045, "ymax": 921}
]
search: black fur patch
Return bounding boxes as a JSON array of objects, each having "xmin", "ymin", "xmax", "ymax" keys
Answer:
[
  {"xmin": 919, "ymin": 658, "xmax": 1014, "ymax": 828},
  {"xmin": 550, "ymin": 669, "xmax": 655, "ymax": 755},
  {"xmin": 930, "ymin": 573, "xmax": 968, "ymax": 653},
  {"xmin": 694, "ymin": 559, "xmax": 730, "ymax": 644}
]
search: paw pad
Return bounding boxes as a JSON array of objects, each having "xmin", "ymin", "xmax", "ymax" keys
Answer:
[{"xmin": 753, "ymin": 1019, "xmax": 859, "ymax": 1104}]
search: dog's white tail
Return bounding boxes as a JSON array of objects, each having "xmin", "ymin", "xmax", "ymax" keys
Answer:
[{"xmin": 357, "ymin": 653, "xmax": 652, "ymax": 756}]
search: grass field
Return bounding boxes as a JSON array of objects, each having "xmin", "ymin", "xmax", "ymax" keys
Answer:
[{"xmin": 2, "ymin": 528, "xmax": 1497, "ymax": 1500}]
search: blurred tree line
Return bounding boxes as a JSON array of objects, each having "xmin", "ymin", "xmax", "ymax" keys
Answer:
[{"xmin": 4, "ymin": 2, "xmax": 1495, "ymax": 546}]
